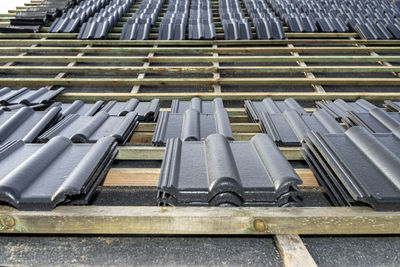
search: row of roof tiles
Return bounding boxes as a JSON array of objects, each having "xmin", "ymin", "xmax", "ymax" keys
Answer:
[
  {"xmin": 4, "ymin": 0, "xmax": 397, "ymax": 39},
  {"xmin": 1, "ymin": 88, "xmax": 400, "ymax": 211},
  {"xmin": 0, "ymin": 88, "xmax": 160, "ymax": 211},
  {"xmin": 0, "ymin": 0, "xmax": 81, "ymax": 33}
]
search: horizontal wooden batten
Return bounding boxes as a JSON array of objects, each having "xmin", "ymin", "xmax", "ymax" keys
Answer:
[
  {"xmin": 56, "ymin": 92, "xmax": 400, "ymax": 101},
  {"xmin": 116, "ymin": 145, "xmax": 303, "ymax": 161},
  {"xmin": 0, "ymin": 32, "xmax": 360, "ymax": 40},
  {"xmin": 135, "ymin": 122, "xmax": 260, "ymax": 132},
  {"xmin": 0, "ymin": 55, "xmax": 399, "ymax": 63},
  {"xmin": 0, "ymin": 206, "xmax": 399, "ymax": 235},
  {"xmin": 0, "ymin": 39, "xmax": 399, "ymax": 46},
  {"xmin": 2, "ymin": 66, "xmax": 400, "ymax": 75},
  {"xmin": 1, "ymin": 77, "xmax": 400, "ymax": 87},
  {"xmin": 103, "ymin": 167, "xmax": 318, "ymax": 187},
  {"xmin": 0, "ymin": 46, "xmax": 400, "ymax": 54}
]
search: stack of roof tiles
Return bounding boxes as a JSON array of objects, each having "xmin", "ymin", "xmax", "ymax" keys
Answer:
[
  {"xmin": 120, "ymin": 0, "xmax": 165, "ymax": 40},
  {"xmin": 158, "ymin": 133, "xmax": 303, "ymax": 206},
  {"xmin": 1, "ymin": 0, "xmax": 80, "ymax": 33},
  {"xmin": 0, "ymin": 87, "xmax": 64, "ymax": 110},
  {"xmin": 243, "ymin": 97, "xmax": 400, "ymax": 211},
  {"xmin": 40, "ymin": 0, "xmax": 400, "ymax": 40},
  {"xmin": 243, "ymin": 0, "xmax": 285, "ymax": 39},
  {"xmin": 245, "ymin": 98, "xmax": 344, "ymax": 146},
  {"xmin": 0, "ymin": 93, "xmax": 161, "ymax": 210},
  {"xmin": 39, "ymin": 98, "xmax": 159, "ymax": 143},
  {"xmin": 0, "ymin": 136, "xmax": 117, "ymax": 210},
  {"xmin": 152, "ymin": 98, "xmax": 233, "ymax": 146},
  {"xmin": 49, "ymin": 0, "xmax": 112, "ymax": 33},
  {"xmin": 157, "ymin": 98, "xmax": 303, "ymax": 207},
  {"xmin": 78, "ymin": 0, "xmax": 135, "ymax": 39},
  {"xmin": 302, "ymin": 126, "xmax": 400, "ymax": 211},
  {"xmin": 188, "ymin": 0, "xmax": 216, "ymax": 39},
  {"xmin": 384, "ymin": 100, "xmax": 400, "ymax": 112},
  {"xmin": 158, "ymin": 0, "xmax": 190, "ymax": 40},
  {"xmin": 0, "ymin": 107, "xmax": 60, "ymax": 144},
  {"xmin": 269, "ymin": 0, "xmax": 318, "ymax": 33},
  {"xmin": 219, "ymin": 0, "xmax": 252, "ymax": 40},
  {"xmin": 38, "ymin": 111, "xmax": 139, "ymax": 144},
  {"xmin": 245, "ymin": 97, "xmax": 307, "ymax": 122},
  {"xmin": 316, "ymin": 99, "xmax": 378, "ymax": 123},
  {"xmin": 267, "ymin": 0, "xmax": 400, "ymax": 39},
  {"xmin": 317, "ymin": 100, "xmax": 400, "ymax": 135}
]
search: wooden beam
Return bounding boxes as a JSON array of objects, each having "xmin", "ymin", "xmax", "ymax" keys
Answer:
[
  {"xmin": 103, "ymin": 168, "xmax": 319, "ymax": 187},
  {"xmin": 56, "ymin": 92, "xmax": 400, "ymax": 102},
  {"xmin": 288, "ymin": 44, "xmax": 325, "ymax": 93},
  {"xmin": 274, "ymin": 235, "xmax": 318, "ymax": 267},
  {"xmin": 135, "ymin": 122, "xmax": 260, "ymax": 132},
  {"xmin": 212, "ymin": 44, "xmax": 221, "ymax": 93},
  {"xmin": 1, "ymin": 77, "xmax": 400, "ymax": 86},
  {"xmin": 131, "ymin": 44, "xmax": 157, "ymax": 93},
  {"xmin": 0, "ymin": 39, "xmax": 398, "ymax": 46},
  {"xmin": 47, "ymin": 44, "xmax": 92, "ymax": 89},
  {"xmin": 130, "ymin": 132, "xmax": 257, "ymax": 143},
  {"xmin": 0, "ymin": 55, "xmax": 399, "ymax": 63},
  {"xmin": 0, "ymin": 32, "xmax": 360, "ymax": 39},
  {"xmin": 2, "ymin": 66, "xmax": 400, "ymax": 75},
  {"xmin": 0, "ymin": 46, "xmax": 399, "ymax": 54},
  {"xmin": 116, "ymin": 146, "xmax": 304, "ymax": 161},
  {"xmin": 0, "ymin": 206, "xmax": 399, "ymax": 235}
]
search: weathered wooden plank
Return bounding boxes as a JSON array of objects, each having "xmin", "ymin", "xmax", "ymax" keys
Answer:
[
  {"xmin": 0, "ymin": 206, "xmax": 399, "ymax": 235},
  {"xmin": 0, "ymin": 55, "xmax": 399, "ymax": 63},
  {"xmin": 1, "ymin": 66, "xmax": 400, "ymax": 75},
  {"xmin": 1, "ymin": 77, "xmax": 400, "ymax": 86},
  {"xmin": 274, "ymin": 235, "xmax": 318, "ymax": 267},
  {"xmin": 57, "ymin": 92, "xmax": 400, "ymax": 102}
]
